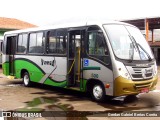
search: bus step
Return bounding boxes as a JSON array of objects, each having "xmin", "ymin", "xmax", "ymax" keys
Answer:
[
  {"xmin": 68, "ymin": 87, "xmax": 80, "ymax": 91},
  {"xmin": 7, "ymin": 76, "xmax": 15, "ymax": 79},
  {"xmin": 75, "ymin": 80, "xmax": 80, "ymax": 86}
]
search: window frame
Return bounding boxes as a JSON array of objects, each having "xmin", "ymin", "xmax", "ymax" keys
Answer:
[
  {"xmin": 86, "ymin": 26, "xmax": 110, "ymax": 65},
  {"xmin": 87, "ymin": 31, "xmax": 108, "ymax": 56},
  {"xmin": 16, "ymin": 33, "xmax": 28, "ymax": 54},
  {"xmin": 47, "ymin": 29, "xmax": 67, "ymax": 55},
  {"xmin": 28, "ymin": 31, "xmax": 45, "ymax": 55}
]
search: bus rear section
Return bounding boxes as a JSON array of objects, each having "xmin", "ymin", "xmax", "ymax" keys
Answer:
[{"xmin": 2, "ymin": 36, "xmax": 16, "ymax": 76}]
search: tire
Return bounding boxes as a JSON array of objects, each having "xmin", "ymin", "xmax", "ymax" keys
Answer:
[
  {"xmin": 23, "ymin": 72, "xmax": 32, "ymax": 87},
  {"xmin": 91, "ymin": 84, "xmax": 106, "ymax": 102}
]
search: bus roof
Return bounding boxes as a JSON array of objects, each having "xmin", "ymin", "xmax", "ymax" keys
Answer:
[{"xmin": 4, "ymin": 20, "xmax": 132, "ymax": 35}]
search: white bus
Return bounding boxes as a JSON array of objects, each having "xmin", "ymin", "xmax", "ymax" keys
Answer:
[{"xmin": 2, "ymin": 21, "xmax": 158, "ymax": 102}]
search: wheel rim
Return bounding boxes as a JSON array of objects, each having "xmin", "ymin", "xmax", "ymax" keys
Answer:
[
  {"xmin": 93, "ymin": 85, "xmax": 103, "ymax": 100},
  {"xmin": 24, "ymin": 74, "xmax": 29, "ymax": 85}
]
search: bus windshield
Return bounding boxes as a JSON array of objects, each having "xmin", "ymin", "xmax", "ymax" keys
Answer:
[{"xmin": 104, "ymin": 24, "xmax": 154, "ymax": 61}]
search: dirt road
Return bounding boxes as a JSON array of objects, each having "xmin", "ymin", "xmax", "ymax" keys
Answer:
[{"xmin": 0, "ymin": 66, "xmax": 160, "ymax": 120}]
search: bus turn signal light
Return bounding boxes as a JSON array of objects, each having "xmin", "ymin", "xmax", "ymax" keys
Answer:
[{"xmin": 105, "ymin": 84, "xmax": 110, "ymax": 88}]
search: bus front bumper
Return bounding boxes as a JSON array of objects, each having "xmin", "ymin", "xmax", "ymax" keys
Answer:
[{"xmin": 114, "ymin": 75, "xmax": 158, "ymax": 96}]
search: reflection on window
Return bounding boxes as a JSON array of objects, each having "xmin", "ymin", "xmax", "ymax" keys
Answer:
[
  {"xmin": 104, "ymin": 24, "xmax": 153, "ymax": 60},
  {"xmin": 29, "ymin": 32, "xmax": 44, "ymax": 53},
  {"xmin": 88, "ymin": 31, "xmax": 108, "ymax": 64},
  {"xmin": 37, "ymin": 33, "xmax": 43, "ymax": 46},
  {"xmin": 56, "ymin": 36, "xmax": 67, "ymax": 54},
  {"xmin": 17, "ymin": 34, "xmax": 27, "ymax": 53},
  {"xmin": 89, "ymin": 32, "xmax": 106, "ymax": 55},
  {"xmin": 49, "ymin": 36, "xmax": 56, "ymax": 53},
  {"xmin": 48, "ymin": 29, "xmax": 67, "ymax": 54}
]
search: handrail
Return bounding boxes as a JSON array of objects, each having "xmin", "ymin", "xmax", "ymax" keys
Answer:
[{"xmin": 67, "ymin": 58, "xmax": 75, "ymax": 74}]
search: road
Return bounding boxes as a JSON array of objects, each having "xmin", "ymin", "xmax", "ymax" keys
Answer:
[{"xmin": 0, "ymin": 66, "xmax": 160, "ymax": 120}]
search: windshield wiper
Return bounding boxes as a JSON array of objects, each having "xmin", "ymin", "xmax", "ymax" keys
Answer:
[
  {"xmin": 128, "ymin": 35, "xmax": 138, "ymax": 62},
  {"xmin": 129, "ymin": 35, "xmax": 152, "ymax": 61},
  {"xmin": 137, "ymin": 43, "xmax": 152, "ymax": 61},
  {"xmin": 129, "ymin": 42, "xmax": 134, "ymax": 62}
]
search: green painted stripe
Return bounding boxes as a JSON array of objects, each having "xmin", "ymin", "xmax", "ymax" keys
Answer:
[
  {"xmin": 82, "ymin": 66, "xmax": 101, "ymax": 70},
  {"xmin": 44, "ymin": 78, "xmax": 67, "ymax": 87},
  {"xmin": 2, "ymin": 62, "xmax": 9, "ymax": 75}
]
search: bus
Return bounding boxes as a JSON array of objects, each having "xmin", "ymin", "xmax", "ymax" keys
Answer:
[{"xmin": 2, "ymin": 21, "xmax": 158, "ymax": 102}]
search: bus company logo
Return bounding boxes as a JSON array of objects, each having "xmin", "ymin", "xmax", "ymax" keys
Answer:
[
  {"xmin": 136, "ymin": 64, "xmax": 149, "ymax": 67},
  {"xmin": 41, "ymin": 59, "xmax": 55, "ymax": 66}
]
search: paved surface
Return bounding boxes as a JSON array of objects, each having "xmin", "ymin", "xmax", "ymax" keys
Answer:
[{"xmin": 0, "ymin": 66, "xmax": 160, "ymax": 120}]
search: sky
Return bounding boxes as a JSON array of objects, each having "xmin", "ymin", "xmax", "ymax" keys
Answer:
[{"xmin": 0, "ymin": 0, "xmax": 160, "ymax": 26}]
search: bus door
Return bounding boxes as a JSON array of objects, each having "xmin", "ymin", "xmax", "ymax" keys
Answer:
[
  {"xmin": 0, "ymin": 40, "xmax": 3, "ymax": 65},
  {"xmin": 67, "ymin": 29, "xmax": 85, "ymax": 87},
  {"xmin": 6, "ymin": 36, "xmax": 16, "ymax": 75}
]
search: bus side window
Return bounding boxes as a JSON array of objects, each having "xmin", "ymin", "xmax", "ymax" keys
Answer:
[
  {"xmin": 29, "ymin": 32, "xmax": 44, "ymax": 54},
  {"xmin": 47, "ymin": 30, "xmax": 56, "ymax": 54},
  {"xmin": 88, "ymin": 32, "xmax": 107, "ymax": 55},
  {"xmin": 87, "ymin": 27, "xmax": 109, "ymax": 64},
  {"xmin": 56, "ymin": 29, "xmax": 67, "ymax": 54},
  {"xmin": 47, "ymin": 29, "xmax": 67, "ymax": 54},
  {"xmin": 17, "ymin": 34, "xmax": 27, "ymax": 54}
]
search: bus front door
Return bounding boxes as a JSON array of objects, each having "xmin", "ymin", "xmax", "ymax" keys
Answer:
[
  {"xmin": 67, "ymin": 30, "xmax": 85, "ymax": 88},
  {"xmin": 7, "ymin": 36, "xmax": 16, "ymax": 75}
]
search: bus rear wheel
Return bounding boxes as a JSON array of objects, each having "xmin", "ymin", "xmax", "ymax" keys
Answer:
[
  {"xmin": 23, "ymin": 72, "xmax": 31, "ymax": 87},
  {"xmin": 92, "ymin": 84, "xmax": 105, "ymax": 102}
]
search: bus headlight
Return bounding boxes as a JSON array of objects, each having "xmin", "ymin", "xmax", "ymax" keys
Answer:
[
  {"xmin": 115, "ymin": 61, "xmax": 132, "ymax": 80},
  {"xmin": 118, "ymin": 67, "xmax": 131, "ymax": 80}
]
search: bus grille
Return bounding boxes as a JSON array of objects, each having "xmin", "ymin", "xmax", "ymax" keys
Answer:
[
  {"xmin": 132, "ymin": 74, "xmax": 143, "ymax": 78},
  {"xmin": 134, "ymin": 82, "xmax": 152, "ymax": 90},
  {"xmin": 126, "ymin": 66, "xmax": 153, "ymax": 81}
]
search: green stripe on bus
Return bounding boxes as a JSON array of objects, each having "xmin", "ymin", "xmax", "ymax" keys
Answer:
[
  {"xmin": 44, "ymin": 78, "xmax": 67, "ymax": 87},
  {"xmin": 14, "ymin": 60, "xmax": 44, "ymax": 82},
  {"xmin": 15, "ymin": 59, "xmax": 67, "ymax": 87},
  {"xmin": 82, "ymin": 66, "xmax": 101, "ymax": 70},
  {"xmin": 80, "ymin": 79, "xmax": 87, "ymax": 92},
  {"xmin": 2, "ymin": 62, "xmax": 9, "ymax": 75}
]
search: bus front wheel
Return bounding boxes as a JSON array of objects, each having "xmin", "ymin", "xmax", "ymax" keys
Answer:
[
  {"xmin": 92, "ymin": 84, "xmax": 105, "ymax": 102},
  {"xmin": 23, "ymin": 72, "xmax": 31, "ymax": 87}
]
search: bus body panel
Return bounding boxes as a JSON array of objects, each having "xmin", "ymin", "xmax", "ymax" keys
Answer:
[
  {"xmin": 114, "ymin": 74, "xmax": 158, "ymax": 96},
  {"xmin": 83, "ymin": 59, "xmax": 113, "ymax": 96},
  {"xmin": 2, "ymin": 55, "xmax": 9, "ymax": 75},
  {"xmin": 14, "ymin": 55, "xmax": 67, "ymax": 85},
  {"xmin": 110, "ymin": 55, "xmax": 158, "ymax": 96}
]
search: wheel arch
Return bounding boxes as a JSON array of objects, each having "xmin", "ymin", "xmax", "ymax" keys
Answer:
[
  {"xmin": 21, "ymin": 69, "xmax": 29, "ymax": 78},
  {"xmin": 86, "ymin": 78, "xmax": 106, "ymax": 93}
]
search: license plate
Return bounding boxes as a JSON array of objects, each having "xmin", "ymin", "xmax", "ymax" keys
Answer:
[{"xmin": 140, "ymin": 88, "xmax": 149, "ymax": 93}]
